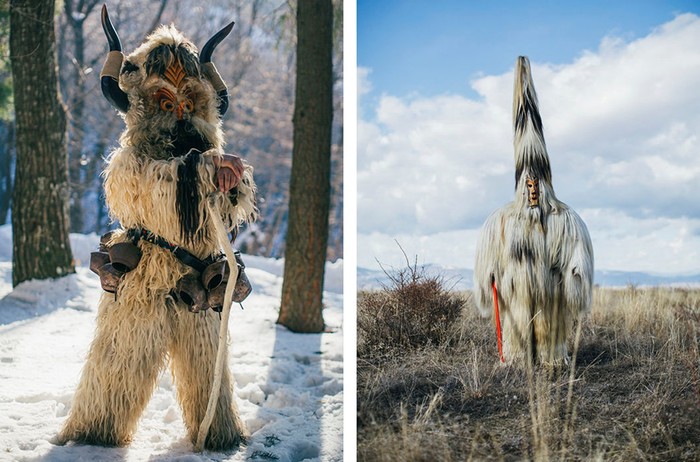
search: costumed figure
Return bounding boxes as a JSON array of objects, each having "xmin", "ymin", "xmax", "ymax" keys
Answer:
[
  {"xmin": 57, "ymin": 6, "xmax": 257, "ymax": 450},
  {"xmin": 474, "ymin": 56, "xmax": 593, "ymax": 365}
]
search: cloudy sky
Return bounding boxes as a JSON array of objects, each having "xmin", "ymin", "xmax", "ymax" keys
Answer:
[{"xmin": 357, "ymin": 0, "xmax": 700, "ymax": 276}]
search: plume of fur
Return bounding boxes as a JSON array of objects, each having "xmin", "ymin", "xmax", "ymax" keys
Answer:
[
  {"xmin": 474, "ymin": 56, "xmax": 594, "ymax": 365},
  {"xmin": 513, "ymin": 56, "xmax": 551, "ymax": 189}
]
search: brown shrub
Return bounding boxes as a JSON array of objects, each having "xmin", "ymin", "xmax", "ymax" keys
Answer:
[{"xmin": 357, "ymin": 258, "xmax": 464, "ymax": 362}]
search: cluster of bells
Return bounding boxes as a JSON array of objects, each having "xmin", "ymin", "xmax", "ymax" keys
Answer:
[{"xmin": 89, "ymin": 233, "xmax": 252, "ymax": 313}]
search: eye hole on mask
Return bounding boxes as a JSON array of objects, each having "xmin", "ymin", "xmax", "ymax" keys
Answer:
[
  {"xmin": 154, "ymin": 87, "xmax": 177, "ymax": 112},
  {"xmin": 160, "ymin": 99, "xmax": 175, "ymax": 112}
]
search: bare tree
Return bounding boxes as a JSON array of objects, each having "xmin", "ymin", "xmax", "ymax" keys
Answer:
[
  {"xmin": 62, "ymin": 0, "xmax": 101, "ymax": 232},
  {"xmin": 10, "ymin": 0, "xmax": 74, "ymax": 286},
  {"xmin": 278, "ymin": 0, "xmax": 333, "ymax": 332},
  {"xmin": 0, "ymin": 2, "xmax": 13, "ymax": 225}
]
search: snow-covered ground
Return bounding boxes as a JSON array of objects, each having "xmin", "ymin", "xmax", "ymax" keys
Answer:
[{"xmin": 0, "ymin": 225, "xmax": 343, "ymax": 461}]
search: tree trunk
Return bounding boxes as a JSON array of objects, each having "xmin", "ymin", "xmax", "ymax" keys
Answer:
[
  {"xmin": 0, "ymin": 120, "xmax": 13, "ymax": 224},
  {"xmin": 278, "ymin": 0, "xmax": 333, "ymax": 333},
  {"xmin": 10, "ymin": 0, "xmax": 74, "ymax": 286},
  {"xmin": 63, "ymin": 0, "xmax": 100, "ymax": 233},
  {"xmin": 66, "ymin": 13, "xmax": 86, "ymax": 233}
]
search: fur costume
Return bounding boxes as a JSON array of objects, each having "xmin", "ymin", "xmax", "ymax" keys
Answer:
[
  {"xmin": 57, "ymin": 7, "xmax": 256, "ymax": 450},
  {"xmin": 474, "ymin": 57, "xmax": 594, "ymax": 365}
]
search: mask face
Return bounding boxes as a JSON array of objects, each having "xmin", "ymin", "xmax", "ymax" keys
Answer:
[
  {"xmin": 154, "ymin": 85, "xmax": 194, "ymax": 121},
  {"xmin": 99, "ymin": 5, "xmax": 233, "ymax": 152},
  {"xmin": 526, "ymin": 177, "xmax": 539, "ymax": 207},
  {"xmin": 134, "ymin": 40, "xmax": 216, "ymax": 158},
  {"xmin": 109, "ymin": 30, "xmax": 224, "ymax": 161},
  {"xmin": 149, "ymin": 48, "xmax": 197, "ymax": 121}
]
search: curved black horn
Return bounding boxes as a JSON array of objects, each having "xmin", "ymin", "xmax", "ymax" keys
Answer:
[
  {"xmin": 200, "ymin": 21, "xmax": 234, "ymax": 117},
  {"xmin": 215, "ymin": 89, "xmax": 230, "ymax": 116},
  {"xmin": 100, "ymin": 5, "xmax": 129, "ymax": 113},
  {"xmin": 101, "ymin": 4, "xmax": 122, "ymax": 52},
  {"xmin": 200, "ymin": 21, "xmax": 235, "ymax": 64}
]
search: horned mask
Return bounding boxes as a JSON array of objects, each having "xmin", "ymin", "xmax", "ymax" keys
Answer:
[{"xmin": 99, "ymin": 5, "xmax": 232, "ymax": 159}]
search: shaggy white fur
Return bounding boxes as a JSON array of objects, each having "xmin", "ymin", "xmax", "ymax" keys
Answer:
[
  {"xmin": 474, "ymin": 57, "xmax": 593, "ymax": 365},
  {"xmin": 57, "ymin": 24, "xmax": 256, "ymax": 450}
]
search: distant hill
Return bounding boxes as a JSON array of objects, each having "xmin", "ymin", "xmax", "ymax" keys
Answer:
[{"xmin": 358, "ymin": 265, "xmax": 700, "ymax": 291}]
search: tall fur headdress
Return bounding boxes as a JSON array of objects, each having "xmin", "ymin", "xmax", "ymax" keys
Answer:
[{"xmin": 513, "ymin": 56, "xmax": 552, "ymax": 188}]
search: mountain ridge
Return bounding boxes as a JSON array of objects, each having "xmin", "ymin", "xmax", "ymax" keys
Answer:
[{"xmin": 358, "ymin": 265, "xmax": 700, "ymax": 291}]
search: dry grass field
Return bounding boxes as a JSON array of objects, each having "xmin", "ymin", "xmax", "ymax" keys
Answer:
[{"xmin": 357, "ymin": 264, "xmax": 700, "ymax": 461}]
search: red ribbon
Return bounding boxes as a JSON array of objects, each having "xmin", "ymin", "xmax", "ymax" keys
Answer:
[{"xmin": 492, "ymin": 280, "xmax": 505, "ymax": 363}]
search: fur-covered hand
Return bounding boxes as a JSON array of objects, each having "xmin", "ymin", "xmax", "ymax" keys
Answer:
[{"xmin": 213, "ymin": 154, "xmax": 244, "ymax": 192}]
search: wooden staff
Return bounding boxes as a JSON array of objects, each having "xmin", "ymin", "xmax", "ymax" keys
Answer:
[
  {"xmin": 492, "ymin": 280, "xmax": 505, "ymax": 363},
  {"xmin": 196, "ymin": 194, "xmax": 241, "ymax": 452}
]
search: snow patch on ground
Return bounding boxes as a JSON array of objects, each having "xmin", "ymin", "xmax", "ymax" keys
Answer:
[{"xmin": 0, "ymin": 226, "xmax": 343, "ymax": 461}]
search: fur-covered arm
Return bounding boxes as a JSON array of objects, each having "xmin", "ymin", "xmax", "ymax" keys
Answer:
[
  {"xmin": 473, "ymin": 209, "xmax": 505, "ymax": 317},
  {"xmin": 200, "ymin": 149, "xmax": 258, "ymax": 231},
  {"xmin": 559, "ymin": 209, "xmax": 594, "ymax": 315}
]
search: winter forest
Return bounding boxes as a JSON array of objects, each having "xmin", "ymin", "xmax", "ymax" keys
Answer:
[{"xmin": 0, "ymin": 0, "xmax": 344, "ymax": 262}]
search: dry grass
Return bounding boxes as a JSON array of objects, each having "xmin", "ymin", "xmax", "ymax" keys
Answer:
[{"xmin": 358, "ymin": 275, "xmax": 700, "ymax": 462}]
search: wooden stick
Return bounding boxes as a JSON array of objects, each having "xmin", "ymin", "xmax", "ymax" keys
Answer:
[
  {"xmin": 492, "ymin": 280, "xmax": 505, "ymax": 363},
  {"xmin": 195, "ymin": 195, "xmax": 240, "ymax": 452}
]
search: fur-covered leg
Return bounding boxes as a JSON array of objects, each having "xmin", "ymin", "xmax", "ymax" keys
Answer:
[
  {"xmin": 502, "ymin": 299, "xmax": 533, "ymax": 364},
  {"xmin": 549, "ymin": 304, "xmax": 570, "ymax": 365},
  {"xmin": 57, "ymin": 293, "xmax": 170, "ymax": 446},
  {"xmin": 535, "ymin": 311, "xmax": 569, "ymax": 364},
  {"xmin": 168, "ymin": 309, "xmax": 247, "ymax": 450},
  {"xmin": 533, "ymin": 305, "xmax": 546, "ymax": 363},
  {"xmin": 538, "ymin": 281, "xmax": 569, "ymax": 365}
]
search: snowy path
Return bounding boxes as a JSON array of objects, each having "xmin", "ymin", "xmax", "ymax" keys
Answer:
[{"xmin": 0, "ymin": 227, "xmax": 343, "ymax": 461}]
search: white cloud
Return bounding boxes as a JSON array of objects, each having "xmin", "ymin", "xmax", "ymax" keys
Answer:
[
  {"xmin": 358, "ymin": 14, "xmax": 700, "ymax": 274},
  {"xmin": 358, "ymin": 66, "xmax": 373, "ymax": 97}
]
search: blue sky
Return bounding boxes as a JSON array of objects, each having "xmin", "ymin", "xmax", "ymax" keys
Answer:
[
  {"xmin": 359, "ymin": 0, "xmax": 700, "ymax": 105},
  {"xmin": 357, "ymin": 1, "xmax": 700, "ymax": 277}
]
